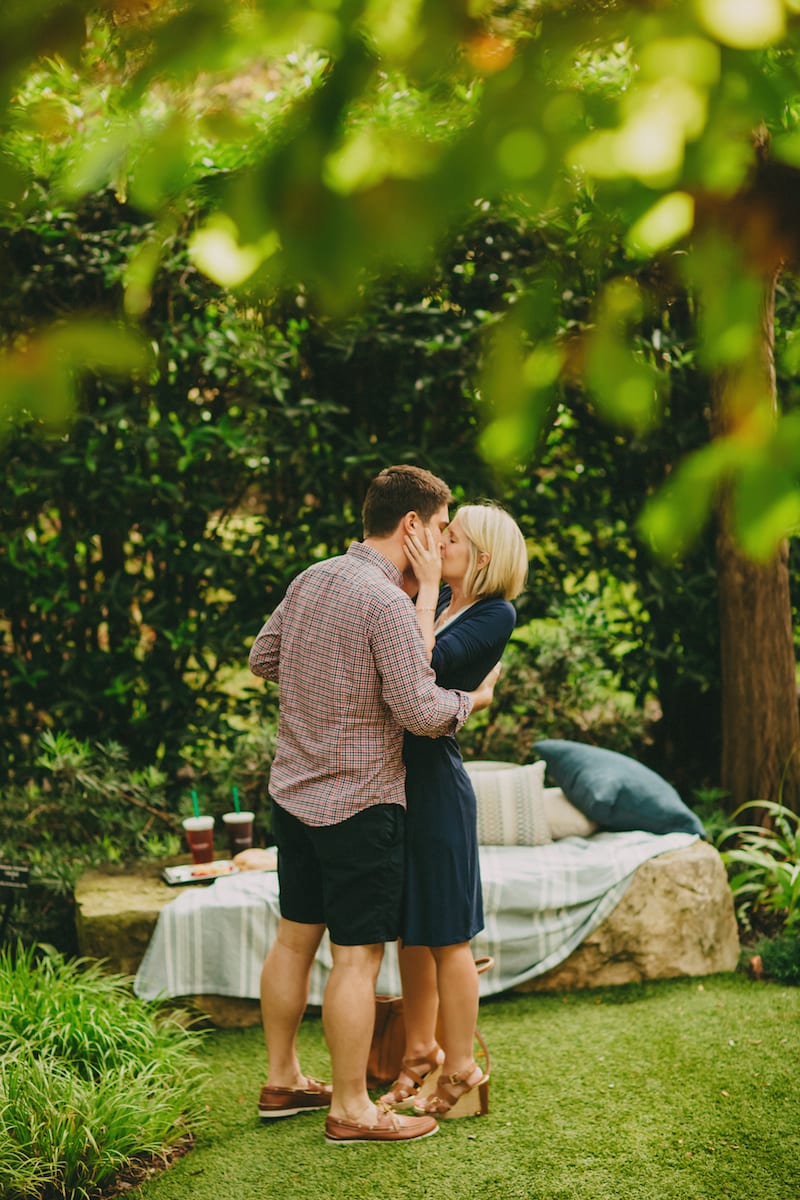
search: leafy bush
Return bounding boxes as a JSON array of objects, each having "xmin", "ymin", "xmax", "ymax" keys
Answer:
[
  {"xmin": 0, "ymin": 723, "xmax": 278, "ymax": 950},
  {"xmin": 0, "ymin": 945, "xmax": 207, "ymax": 1200},
  {"xmin": 459, "ymin": 596, "xmax": 649, "ymax": 764},
  {"xmin": 176, "ymin": 719, "xmax": 277, "ymax": 839},
  {"xmin": 716, "ymin": 800, "xmax": 800, "ymax": 936},
  {"xmin": 753, "ymin": 929, "xmax": 800, "ymax": 986},
  {"xmin": 0, "ymin": 732, "xmax": 180, "ymax": 950}
]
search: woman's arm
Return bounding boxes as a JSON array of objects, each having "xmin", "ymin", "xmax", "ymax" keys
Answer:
[
  {"xmin": 469, "ymin": 661, "xmax": 502, "ymax": 713},
  {"xmin": 403, "ymin": 527, "xmax": 443, "ymax": 658},
  {"xmin": 431, "ymin": 599, "xmax": 516, "ymax": 687}
]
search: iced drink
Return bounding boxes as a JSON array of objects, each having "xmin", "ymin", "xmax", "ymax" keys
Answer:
[
  {"xmin": 222, "ymin": 810, "xmax": 254, "ymax": 856},
  {"xmin": 182, "ymin": 815, "xmax": 215, "ymax": 864}
]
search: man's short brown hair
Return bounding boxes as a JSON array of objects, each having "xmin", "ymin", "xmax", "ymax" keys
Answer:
[{"xmin": 362, "ymin": 465, "xmax": 453, "ymax": 538}]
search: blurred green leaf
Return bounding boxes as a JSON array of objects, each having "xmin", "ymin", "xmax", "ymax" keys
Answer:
[
  {"xmin": 0, "ymin": 321, "xmax": 149, "ymax": 431},
  {"xmin": 734, "ymin": 459, "xmax": 800, "ymax": 559},
  {"xmin": 626, "ymin": 192, "xmax": 695, "ymax": 257},
  {"xmin": 732, "ymin": 411, "xmax": 800, "ymax": 559},
  {"xmin": 60, "ymin": 123, "xmax": 133, "ymax": 200},
  {"xmin": 479, "ymin": 319, "xmax": 558, "ymax": 468},
  {"xmin": 684, "ymin": 236, "xmax": 765, "ymax": 368},
  {"xmin": 638, "ymin": 435, "xmax": 749, "ymax": 558},
  {"xmin": 584, "ymin": 278, "xmax": 663, "ymax": 433},
  {"xmin": 695, "ymin": 0, "xmax": 785, "ymax": 50}
]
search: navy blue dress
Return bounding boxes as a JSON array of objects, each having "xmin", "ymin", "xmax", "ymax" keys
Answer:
[{"xmin": 401, "ymin": 590, "xmax": 517, "ymax": 947}]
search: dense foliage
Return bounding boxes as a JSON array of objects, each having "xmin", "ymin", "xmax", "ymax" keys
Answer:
[
  {"xmin": 4, "ymin": 2, "xmax": 800, "ymax": 560},
  {"xmin": 1, "ymin": 190, "xmax": 286, "ymax": 777},
  {"xmin": 0, "ymin": 945, "xmax": 206, "ymax": 1200},
  {"xmin": 0, "ymin": 184, "xmax": 730, "ymax": 790},
  {"xmin": 1, "ymin": 1, "xmax": 799, "ymax": 815}
]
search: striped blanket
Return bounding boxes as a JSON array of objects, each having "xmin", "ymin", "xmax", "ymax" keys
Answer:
[{"xmin": 133, "ymin": 830, "xmax": 698, "ymax": 1005}]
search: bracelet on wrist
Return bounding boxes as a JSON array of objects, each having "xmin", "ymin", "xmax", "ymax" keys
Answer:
[{"xmin": 415, "ymin": 606, "xmax": 437, "ymax": 612}]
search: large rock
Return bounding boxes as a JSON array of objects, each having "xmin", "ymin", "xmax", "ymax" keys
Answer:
[{"xmin": 513, "ymin": 840, "xmax": 740, "ymax": 993}]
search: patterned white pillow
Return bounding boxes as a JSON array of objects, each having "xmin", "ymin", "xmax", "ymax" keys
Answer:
[{"xmin": 464, "ymin": 760, "xmax": 550, "ymax": 846}]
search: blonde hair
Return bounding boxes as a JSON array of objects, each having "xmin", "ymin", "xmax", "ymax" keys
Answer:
[{"xmin": 456, "ymin": 504, "xmax": 528, "ymax": 601}]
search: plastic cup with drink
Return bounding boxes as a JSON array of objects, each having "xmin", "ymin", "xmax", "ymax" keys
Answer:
[
  {"xmin": 182, "ymin": 815, "xmax": 215, "ymax": 864},
  {"xmin": 222, "ymin": 810, "xmax": 255, "ymax": 856}
]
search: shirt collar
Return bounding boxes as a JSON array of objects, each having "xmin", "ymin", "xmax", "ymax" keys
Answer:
[{"xmin": 346, "ymin": 541, "xmax": 404, "ymax": 588}]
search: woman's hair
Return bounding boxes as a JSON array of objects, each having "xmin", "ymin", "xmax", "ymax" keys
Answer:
[
  {"xmin": 362, "ymin": 464, "xmax": 453, "ymax": 537},
  {"xmin": 456, "ymin": 503, "xmax": 528, "ymax": 601}
]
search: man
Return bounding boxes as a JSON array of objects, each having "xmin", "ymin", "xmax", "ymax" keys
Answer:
[{"xmin": 248, "ymin": 465, "xmax": 496, "ymax": 1144}]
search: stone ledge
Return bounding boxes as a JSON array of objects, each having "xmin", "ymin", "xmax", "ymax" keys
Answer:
[
  {"xmin": 74, "ymin": 861, "xmax": 263, "ymax": 1028},
  {"xmin": 75, "ymin": 840, "xmax": 740, "ymax": 1026},
  {"xmin": 75, "ymin": 862, "xmax": 174, "ymax": 978}
]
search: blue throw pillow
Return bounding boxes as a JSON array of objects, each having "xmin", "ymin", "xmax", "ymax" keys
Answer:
[{"xmin": 532, "ymin": 740, "xmax": 705, "ymax": 838}]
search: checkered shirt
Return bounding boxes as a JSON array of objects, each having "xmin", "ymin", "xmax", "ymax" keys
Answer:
[{"xmin": 248, "ymin": 541, "xmax": 472, "ymax": 826}]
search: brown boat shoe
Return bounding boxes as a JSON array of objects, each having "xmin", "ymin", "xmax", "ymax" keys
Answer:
[
  {"xmin": 258, "ymin": 1077, "xmax": 332, "ymax": 1120},
  {"xmin": 325, "ymin": 1105, "xmax": 438, "ymax": 1144}
]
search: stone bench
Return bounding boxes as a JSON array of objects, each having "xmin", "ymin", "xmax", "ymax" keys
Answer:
[
  {"xmin": 74, "ymin": 861, "xmax": 263, "ymax": 1027},
  {"xmin": 75, "ymin": 840, "xmax": 739, "ymax": 1027}
]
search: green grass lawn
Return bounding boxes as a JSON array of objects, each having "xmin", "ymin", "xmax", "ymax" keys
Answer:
[{"xmin": 133, "ymin": 974, "xmax": 798, "ymax": 1200}]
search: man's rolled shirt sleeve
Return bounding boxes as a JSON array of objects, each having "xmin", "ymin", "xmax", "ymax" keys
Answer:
[
  {"xmin": 371, "ymin": 601, "xmax": 472, "ymax": 736},
  {"xmin": 248, "ymin": 599, "xmax": 284, "ymax": 682}
]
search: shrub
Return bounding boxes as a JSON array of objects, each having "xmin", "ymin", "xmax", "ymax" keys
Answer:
[
  {"xmin": 0, "ymin": 722, "xmax": 278, "ymax": 950},
  {"xmin": 716, "ymin": 800, "xmax": 800, "ymax": 936},
  {"xmin": 0, "ymin": 945, "xmax": 207, "ymax": 1200},
  {"xmin": 0, "ymin": 731, "xmax": 181, "ymax": 950},
  {"xmin": 459, "ymin": 597, "xmax": 649, "ymax": 764},
  {"xmin": 753, "ymin": 929, "xmax": 800, "ymax": 986}
]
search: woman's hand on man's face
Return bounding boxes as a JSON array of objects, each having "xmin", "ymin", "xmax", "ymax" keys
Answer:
[{"xmin": 404, "ymin": 527, "xmax": 442, "ymax": 588}]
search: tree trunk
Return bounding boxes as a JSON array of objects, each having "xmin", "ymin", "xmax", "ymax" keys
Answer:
[{"xmin": 712, "ymin": 267, "xmax": 800, "ymax": 814}]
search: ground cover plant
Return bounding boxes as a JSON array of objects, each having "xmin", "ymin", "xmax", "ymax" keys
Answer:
[
  {"xmin": 715, "ymin": 798, "xmax": 800, "ymax": 985},
  {"xmin": 0, "ymin": 946, "xmax": 207, "ymax": 1200},
  {"xmin": 123, "ymin": 974, "xmax": 797, "ymax": 1200},
  {"xmin": 716, "ymin": 800, "xmax": 800, "ymax": 935}
]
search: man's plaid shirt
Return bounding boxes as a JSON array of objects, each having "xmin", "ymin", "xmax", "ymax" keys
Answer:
[{"xmin": 249, "ymin": 541, "xmax": 472, "ymax": 826}]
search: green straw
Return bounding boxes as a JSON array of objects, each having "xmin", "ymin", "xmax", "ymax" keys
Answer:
[
  {"xmin": 191, "ymin": 789, "xmax": 201, "ymax": 818},
  {"xmin": 232, "ymin": 786, "xmax": 241, "ymax": 813}
]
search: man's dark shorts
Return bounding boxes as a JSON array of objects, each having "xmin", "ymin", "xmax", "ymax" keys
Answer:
[{"xmin": 270, "ymin": 799, "xmax": 405, "ymax": 946}]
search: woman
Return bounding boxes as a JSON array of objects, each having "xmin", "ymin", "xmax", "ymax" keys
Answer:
[{"xmin": 382, "ymin": 503, "xmax": 528, "ymax": 1118}]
